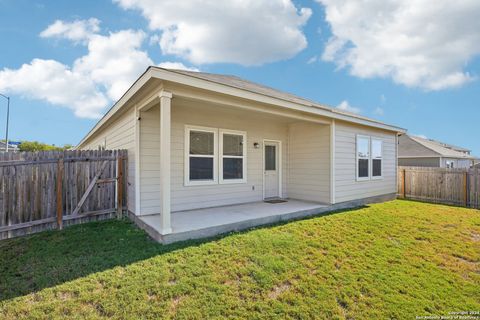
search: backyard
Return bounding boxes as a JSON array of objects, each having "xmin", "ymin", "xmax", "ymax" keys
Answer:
[{"xmin": 0, "ymin": 200, "xmax": 479, "ymax": 319}]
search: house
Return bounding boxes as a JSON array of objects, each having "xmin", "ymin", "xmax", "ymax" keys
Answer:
[
  {"xmin": 77, "ymin": 67, "xmax": 405, "ymax": 243},
  {"xmin": 398, "ymin": 134, "xmax": 475, "ymax": 168},
  {"xmin": 0, "ymin": 141, "xmax": 19, "ymax": 152}
]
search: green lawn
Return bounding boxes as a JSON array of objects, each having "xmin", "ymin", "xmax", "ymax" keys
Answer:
[{"xmin": 0, "ymin": 200, "xmax": 479, "ymax": 319}]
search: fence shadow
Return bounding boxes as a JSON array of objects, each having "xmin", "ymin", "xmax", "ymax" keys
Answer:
[{"xmin": 0, "ymin": 205, "xmax": 364, "ymax": 302}]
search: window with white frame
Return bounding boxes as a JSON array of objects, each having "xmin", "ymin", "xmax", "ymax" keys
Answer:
[
  {"xmin": 220, "ymin": 130, "xmax": 246, "ymax": 183},
  {"xmin": 185, "ymin": 126, "xmax": 247, "ymax": 186},
  {"xmin": 356, "ymin": 135, "xmax": 383, "ymax": 180},
  {"xmin": 371, "ymin": 138, "xmax": 383, "ymax": 178},
  {"xmin": 357, "ymin": 135, "xmax": 370, "ymax": 180},
  {"xmin": 185, "ymin": 127, "xmax": 217, "ymax": 185},
  {"xmin": 446, "ymin": 160, "xmax": 454, "ymax": 168}
]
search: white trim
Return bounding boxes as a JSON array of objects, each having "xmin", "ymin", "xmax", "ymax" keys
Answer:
[
  {"xmin": 184, "ymin": 125, "xmax": 218, "ymax": 186},
  {"xmin": 151, "ymin": 68, "xmax": 406, "ymax": 133},
  {"xmin": 371, "ymin": 137, "xmax": 383, "ymax": 180},
  {"xmin": 159, "ymin": 90, "xmax": 173, "ymax": 99},
  {"xmin": 77, "ymin": 68, "xmax": 153, "ymax": 148},
  {"xmin": 78, "ymin": 67, "xmax": 405, "ymax": 149},
  {"xmin": 356, "ymin": 134, "xmax": 384, "ymax": 181},
  {"xmin": 398, "ymin": 155, "xmax": 442, "ymax": 159},
  {"xmin": 134, "ymin": 105, "xmax": 141, "ymax": 215},
  {"xmin": 159, "ymin": 91, "xmax": 172, "ymax": 234},
  {"xmin": 356, "ymin": 134, "xmax": 371, "ymax": 182},
  {"xmin": 330, "ymin": 120, "xmax": 336, "ymax": 204},
  {"xmin": 219, "ymin": 129, "xmax": 247, "ymax": 184},
  {"xmin": 262, "ymin": 139, "xmax": 282, "ymax": 199},
  {"xmin": 395, "ymin": 134, "xmax": 399, "ymax": 194}
]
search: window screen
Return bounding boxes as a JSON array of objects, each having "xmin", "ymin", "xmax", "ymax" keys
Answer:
[
  {"xmin": 188, "ymin": 130, "xmax": 215, "ymax": 181},
  {"xmin": 357, "ymin": 136, "xmax": 369, "ymax": 179},
  {"xmin": 371, "ymin": 139, "xmax": 382, "ymax": 177},
  {"xmin": 221, "ymin": 132, "xmax": 245, "ymax": 181}
]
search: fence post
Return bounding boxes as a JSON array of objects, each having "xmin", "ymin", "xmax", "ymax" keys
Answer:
[
  {"xmin": 116, "ymin": 155, "xmax": 124, "ymax": 219},
  {"xmin": 402, "ymin": 169, "xmax": 406, "ymax": 199},
  {"xmin": 56, "ymin": 158, "xmax": 64, "ymax": 230},
  {"xmin": 464, "ymin": 171, "xmax": 468, "ymax": 207}
]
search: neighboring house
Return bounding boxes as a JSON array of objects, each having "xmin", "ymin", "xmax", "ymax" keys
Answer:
[
  {"xmin": 398, "ymin": 134, "xmax": 475, "ymax": 168},
  {"xmin": 77, "ymin": 67, "xmax": 405, "ymax": 242},
  {"xmin": 0, "ymin": 141, "xmax": 19, "ymax": 152}
]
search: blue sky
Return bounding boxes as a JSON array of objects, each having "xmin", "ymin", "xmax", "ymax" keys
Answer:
[{"xmin": 0, "ymin": 0, "xmax": 479, "ymax": 154}]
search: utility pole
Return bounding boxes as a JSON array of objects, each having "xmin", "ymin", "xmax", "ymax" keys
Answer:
[{"xmin": 0, "ymin": 93, "xmax": 10, "ymax": 152}]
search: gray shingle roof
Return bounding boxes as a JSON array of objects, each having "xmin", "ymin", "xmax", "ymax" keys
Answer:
[
  {"xmin": 408, "ymin": 135, "xmax": 474, "ymax": 159},
  {"xmin": 164, "ymin": 68, "xmax": 393, "ymax": 126}
]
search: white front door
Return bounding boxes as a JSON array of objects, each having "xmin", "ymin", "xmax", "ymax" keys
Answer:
[{"xmin": 264, "ymin": 141, "xmax": 280, "ymax": 199}]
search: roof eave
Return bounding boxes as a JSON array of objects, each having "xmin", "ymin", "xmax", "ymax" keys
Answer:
[
  {"xmin": 77, "ymin": 66, "xmax": 406, "ymax": 148},
  {"xmin": 151, "ymin": 67, "xmax": 406, "ymax": 133}
]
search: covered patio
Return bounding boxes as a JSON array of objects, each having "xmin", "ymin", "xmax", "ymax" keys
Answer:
[
  {"xmin": 133, "ymin": 83, "xmax": 335, "ymax": 241},
  {"xmin": 135, "ymin": 199, "xmax": 331, "ymax": 243}
]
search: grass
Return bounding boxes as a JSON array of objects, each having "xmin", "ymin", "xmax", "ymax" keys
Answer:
[{"xmin": 0, "ymin": 200, "xmax": 479, "ymax": 319}]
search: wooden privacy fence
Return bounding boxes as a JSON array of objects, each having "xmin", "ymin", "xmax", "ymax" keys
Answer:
[
  {"xmin": 398, "ymin": 166, "xmax": 480, "ymax": 209},
  {"xmin": 0, "ymin": 150, "xmax": 127, "ymax": 239}
]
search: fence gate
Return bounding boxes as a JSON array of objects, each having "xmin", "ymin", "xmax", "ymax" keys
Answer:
[{"xmin": 0, "ymin": 150, "xmax": 127, "ymax": 239}]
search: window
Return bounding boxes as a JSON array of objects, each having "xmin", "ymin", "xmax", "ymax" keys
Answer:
[
  {"xmin": 220, "ymin": 130, "xmax": 246, "ymax": 183},
  {"xmin": 185, "ymin": 126, "xmax": 217, "ymax": 185},
  {"xmin": 357, "ymin": 136, "xmax": 370, "ymax": 180},
  {"xmin": 185, "ymin": 126, "xmax": 248, "ymax": 186},
  {"xmin": 371, "ymin": 139, "xmax": 383, "ymax": 178},
  {"xmin": 356, "ymin": 135, "xmax": 383, "ymax": 181},
  {"xmin": 265, "ymin": 145, "xmax": 276, "ymax": 170}
]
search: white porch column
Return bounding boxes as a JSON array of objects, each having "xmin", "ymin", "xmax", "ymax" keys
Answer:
[
  {"xmin": 159, "ymin": 90, "xmax": 173, "ymax": 234},
  {"xmin": 330, "ymin": 119, "xmax": 336, "ymax": 204}
]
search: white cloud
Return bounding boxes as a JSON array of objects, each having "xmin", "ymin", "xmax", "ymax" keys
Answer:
[
  {"xmin": 336, "ymin": 100, "xmax": 361, "ymax": 114},
  {"xmin": 114, "ymin": 0, "xmax": 312, "ymax": 65},
  {"xmin": 39, "ymin": 18, "xmax": 100, "ymax": 43},
  {"xmin": 74, "ymin": 29, "xmax": 153, "ymax": 101},
  {"xmin": 0, "ymin": 20, "xmax": 153, "ymax": 118},
  {"xmin": 317, "ymin": 0, "xmax": 480, "ymax": 90},
  {"xmin": 157, "ymin": 61, "xmax": 199, "ymax": 72},
  {"xmin": 0, "ymin": 59, "xmax": 108, "ymax": 118},
  {"xmin": 373, "ymin": 107, "xmax": 384, "ymax": 116},
  {"xmin": 307, "ymin": 56, "xmax": 318, "ymax": 64},
  {"xmin": 149, "ymin": 34, "xmax": 160, "ymax": 46}
]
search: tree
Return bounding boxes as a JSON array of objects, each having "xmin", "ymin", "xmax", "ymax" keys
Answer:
[{"xmin": 18, "ymin": 141, "xmax": 73, "ymax": 152}]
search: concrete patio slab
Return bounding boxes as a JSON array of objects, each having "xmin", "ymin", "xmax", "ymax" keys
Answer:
[{"xmin": 130, "ymin": 193, "xmax": 396, "ymax": 244}]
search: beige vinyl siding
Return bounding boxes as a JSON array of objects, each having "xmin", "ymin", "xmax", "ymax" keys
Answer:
[
  {"xmin": 169, "ymin": 101, "xmax": 289, "ymax": 212},
  {"xmin": 441, "ymin": 158, "xmax": 473, "ymax": 169},
  {"xmin": 79, "ymin": 108, "xmax": 136, "ymax": 213},
  {"xmin": 139, "ymin": 107, "xmax": 160, "ymax": 215},
  {"xmin": 335, "ymin": 121, "xmax": 397, "ymax": 203},
  {"xmin": 288, "ymin": 122, "xmax": 330, "ymax": 203},
  {"xmin": 398, "ymin": 157, "xmax": 440, "ymax": 167}
]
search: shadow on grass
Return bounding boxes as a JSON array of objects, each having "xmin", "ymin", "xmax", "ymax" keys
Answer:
[{"xmin": 0, "ymin": 205, "xmax": 367, "ymax": 302}]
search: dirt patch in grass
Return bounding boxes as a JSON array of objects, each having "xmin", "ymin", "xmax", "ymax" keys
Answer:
[{"xmin": 268, "ymin": 282, "xmax": 291, "ymax": 299}]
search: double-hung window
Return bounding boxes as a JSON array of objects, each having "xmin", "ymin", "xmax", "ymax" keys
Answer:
[
  {"xmin": 219, "ymin": 130, "xmax": 246, "ymax": 184},
  {"xmin": 185, "ymin": 126, "xmax": 217, "ymax": 185},
  {"xmin": 185, "ymin": 126, "xmax": 247, "ymax": 186},
  {"xmin": 356, "ymin": 135, "xmax": 383, "ymax": 181},
  {"xmin": 371, "ymin": 138, "xmax": 383, "ymax": 179},
  {"xmin": 357, "ymin": 135, "xmax": 370, "ymax": 180}
]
